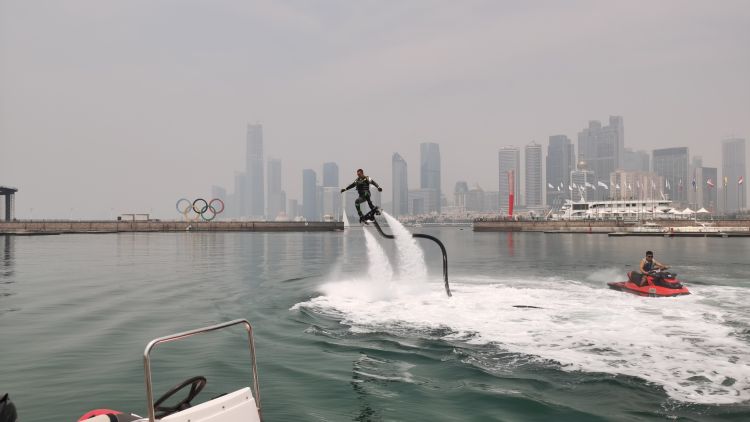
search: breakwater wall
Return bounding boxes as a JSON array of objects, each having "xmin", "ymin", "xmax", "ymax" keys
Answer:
[
  {"xmin": 0, "ymin": 220, "xmax": 343, "ymax": 235},
  {"xmin": 473, "ymin": 219, "xmax": 750, "ymax": 233}
]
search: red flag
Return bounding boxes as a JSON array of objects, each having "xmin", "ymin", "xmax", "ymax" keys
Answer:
[
  {"xmin": 707, "ymin": 179, "xmax": 715, "ymax": 188},
  {"xmin": 740, "ymin": 176, "xmax": 745, "ymax": 185}
]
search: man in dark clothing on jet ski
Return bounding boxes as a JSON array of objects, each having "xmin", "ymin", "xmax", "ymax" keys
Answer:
[
  {"xmin": 640, "ymin": 250, "xmax": 668, "ymax": 274},
  {"xmin": 630, "ymin": 251, "xmax": 669, "ymax": 286},
  {"xmin": 341, "ymin": 168, "xmax": 382, "ymax": 222}
]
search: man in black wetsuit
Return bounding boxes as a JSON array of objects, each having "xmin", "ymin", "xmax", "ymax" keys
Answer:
[{"xmin": 341, "ymin": 169, "xmax": 382, "ymax": 222}]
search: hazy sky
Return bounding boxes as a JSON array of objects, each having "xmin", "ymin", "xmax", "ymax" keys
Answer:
[{"xmin": 1, "ymin": 0, "xmax": 749, "ymax": 218}]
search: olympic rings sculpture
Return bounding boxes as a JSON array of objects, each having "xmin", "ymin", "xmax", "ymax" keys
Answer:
[{"xmin": 176, "ymin": 198, "xmax": 225, "ymax": 221}]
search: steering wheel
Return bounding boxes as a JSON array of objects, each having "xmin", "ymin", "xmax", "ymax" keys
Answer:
[{"xmin": 153, "ymin": 376, "xmax": 207, "ymax": 418}]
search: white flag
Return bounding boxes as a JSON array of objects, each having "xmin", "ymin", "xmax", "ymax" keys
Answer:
[
  {"xmin": 548, "ymin": 183, "xmax": 555, "ymax": 189},
  {"xmin": 616, "ymin": 184, "xmax": 621, "ymax": 190},
  {"xmin": 597, "ymin": 181, "xmax": 609, "ymax": 190},
  {"xmin": 568, "ymin": 184, "xmax": 573, "ymax": 191}
]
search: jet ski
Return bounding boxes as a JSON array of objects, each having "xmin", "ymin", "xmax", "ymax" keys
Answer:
[{"xmin": 608, "ymin": 270, "xmax": 690, "ymax": 297}]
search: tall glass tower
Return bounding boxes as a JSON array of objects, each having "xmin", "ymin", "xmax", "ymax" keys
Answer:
[
  {"xmin": 392, "ymin": 153, "xmax": 409, "ymax": 217},
  {"xmin": 722, "ymin": 138, "xmax": 747, "ymax": 212},
  {"xmin": 302, "ymin": 169, "xmax": 318, "ymax": 221},
  {"xmin": 420, "ymin": 143, "xmax": 441, "ymax": 213},
  {"xmin": 525, "ymin": 141, "xmax": 543, "ymax": 207}
]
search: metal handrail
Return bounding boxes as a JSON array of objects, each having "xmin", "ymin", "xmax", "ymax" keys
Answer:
[
  {"xmin": 371, "ymin": 219, "xmax": 452, "ymax": 297},
  {"xmin": 143, "ymin": 319, "xmax": 262, "ymax": 421}
]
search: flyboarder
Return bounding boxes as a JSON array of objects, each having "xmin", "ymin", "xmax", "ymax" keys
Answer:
[{"xmin": 341, "ymin": 168, "xmax": 382, "ymax": 223}]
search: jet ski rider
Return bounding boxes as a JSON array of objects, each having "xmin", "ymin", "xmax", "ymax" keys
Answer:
[
  {"xmin": 341, "ymin": 168, "xmax": 382, "ymax": 222},
  {"xmin": 640, "ymin": 250, "xmax": 668, "ymax": 274}
]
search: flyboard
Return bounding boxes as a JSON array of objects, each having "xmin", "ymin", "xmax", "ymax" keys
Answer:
[
  {"xmin": 359, "ymin": 206, "xmax": 381, "ymax": 224},
  {"xmin": 364, "ymin": 206, "xmax": 452, "ymax": 297}
]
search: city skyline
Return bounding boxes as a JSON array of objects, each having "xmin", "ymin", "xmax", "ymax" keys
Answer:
[{"xmin": 2, "ymin": 1, "xmax": 749, "ymax": 218}]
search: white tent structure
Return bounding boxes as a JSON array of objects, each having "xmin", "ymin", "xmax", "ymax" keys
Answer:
[{"xmin": 696, "ymin": 208, "xmax": 710, "ymax": 214}]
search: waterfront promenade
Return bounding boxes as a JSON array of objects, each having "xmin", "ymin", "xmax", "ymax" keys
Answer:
[{"xmin": 0, "ymin": 220, "xmax": 343, "ymax": 235}]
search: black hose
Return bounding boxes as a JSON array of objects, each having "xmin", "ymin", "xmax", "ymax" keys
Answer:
[{"xmin": 371, "ymin": 219, "xmax": 452, "ymax": 297}]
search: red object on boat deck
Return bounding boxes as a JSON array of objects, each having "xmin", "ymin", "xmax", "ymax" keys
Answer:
[{"xmin": 78, "ymin": 409, "xmax": 122, "ymax": 421}]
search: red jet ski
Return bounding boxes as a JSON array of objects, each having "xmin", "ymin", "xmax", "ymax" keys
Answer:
[{"xmin": 608, "ymin": 270, "xmax": 690, "ymax": 297}]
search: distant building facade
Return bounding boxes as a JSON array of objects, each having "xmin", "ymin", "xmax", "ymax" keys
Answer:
[
  {"xmin": 577, "ymin": 116, "xmax": 624, "ymax": 199},
  {"xmin": 322, "ymin": 162, "xmax": 339, "ymax": 188},
  {"xmin": 302, "ymin": 169, "xmax": 318, "ymax": 221},
  {"xmin": 546, "ymin": 135, "xmax": 575, "ymax": 209},
  {"xmin": 525, "ymin": 142, "xmax": 543, "ymax": 207},
  {"xmin": 623, "ymin": 148, "xmax": 650, "ymax": 172},
  {"xmin": 722, "ymin": 138, "xmax": 747, "ymax": 212},
  {"xmin": 652, "ymin": 147, "xmax": 690, "ymax": 205},
  {"xmin": 420, "ymin": 143, "xmax": 441, "ymax": 214},
  {"xmin": 246, "ymin": 124, "xmax": 265, "ymax": 218},
  {"xmin": 392, "ymin": 153, "xmax": 409, "ymax": 217},
  {"xmin": 266, "ymin": 158, "xmax": 284, "ymax": 220}
]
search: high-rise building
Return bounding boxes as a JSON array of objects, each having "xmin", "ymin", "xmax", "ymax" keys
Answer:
[
  {"xmin": 420, "ymin": 143, "xmax": 441, "ymax": 214},
  {"xmin": 392, "ymin": 153, "xmax": 409, "ymax": 217},
  {"xmin": 246, "ymin": 124, "xmax": 265, "ymax": 218},
  {"xmin": 623, "ymin": 148, "xmax": 650, "ymax": 172},
  {"xmin": 322, "ymin": 162, "xmax": 339, "ymax": 188},
  {"xmin": 610, "ymin": 170, "xmax": 664, "ymax": 201},
  {"xmin": 266, "ymin": 158, "xmax": 284, "ymax": 220},
  {"xmin": 302, "ymin": 169, "xmax": 318, "ymax": 221},
  {"xmin": 287, "ymin": 199, "xmax": 299, "ymax": 220},
  {"xmin": 652, "ymin": 147, "xmax": 690, "ymax": 205},
  {"xmin": 546, "ymin": 135, "xmax": 575, "ymax": 209},
  {"xmin": 722, "ymin": 138, "xmax": 747, "ymax": 212},
  {"xmin": 454, "ymin": 181, "xmax": 469, "ymax": 210},
  {"xmin": 408, "ymin": 189, "xmax": 438, "ymax": 215},
  {"xmin": 525, "ymin": 142, "xmax": 543, "ymax": 207},
  {"xmin": 498, "ymin": 146, "xmax": 520, "ymax": 213},
  {"xmin": 570, "ymin": 167, "xmax": 596, "ymax": 202},
  {"xmin": 688, "ymin": 166, "xmax": 718, "ymax": 212},
  {"xmin": 577, "ymin": 116, "xmax": 624, "ymax": 199},
  {"xmin": 320, "ymin": 187, "xmax": 342, "ymax": 221}
]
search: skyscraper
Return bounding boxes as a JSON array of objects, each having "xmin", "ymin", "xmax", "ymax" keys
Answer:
[
  {"xmin": 420, "ymin": 142, "xmax": 441, "ymax": 214},
  {"xmin": 392, "ymin": 153, "xmax": 409, "ymax": 217},
  {"xmin": 722, "ymin": 138, "xmax": 747, "ymax": 212},
  {"xmin": 525, "ymin": 142, "xmax": 543, "ymax": 207},
  {"xmin": 322, "ymin": 162, "xmax": 339, "ymax": 188},
  {"xmin": 623, "ymin": 148, "xmax": 650, "ymax": 172},
  {"xmin": 454, "ymin": 181, "xmax": 469, "ymax": 210},
  {"xmin": 302, "ymin": 169, "xmax": 318, "ymax": 221},
  {"xmin": 498, "ymin": 146, "xmax": 520, "ymax": 213},
  {"xmin": 266, "ymin": 158, "xmax": 284, "ymax": 220},
  {"xmin": 652, "ymin": 147, "xmax": 690, "ymax": 205},
  {"xmin": 577, "ymin": 116, "xmax": 624, "ymax": 199},
  {"xmin": 246, "ymin": 124, "xmax": 265, "ymax": 218},
  {"xmin": 546, "ymin": 135, "xmax": 575, "ymax": 208}
]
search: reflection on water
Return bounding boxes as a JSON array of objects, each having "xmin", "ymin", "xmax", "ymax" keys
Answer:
[
  {"xmin": 1, "ymin": 235, "xmax": 13, "ymax": 278},
  {"xmin": 0, "ymin": 235, "xmax": 15, "ymax": 315}
]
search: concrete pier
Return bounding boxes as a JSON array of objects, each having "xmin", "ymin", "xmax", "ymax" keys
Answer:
[
  {"xmin": 0, "ymin": 186, "xmax": 17, "ymax": 222},
  {"xmin": 0, "ymin": 220, "xmax": 343, "ymax": 235}
]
